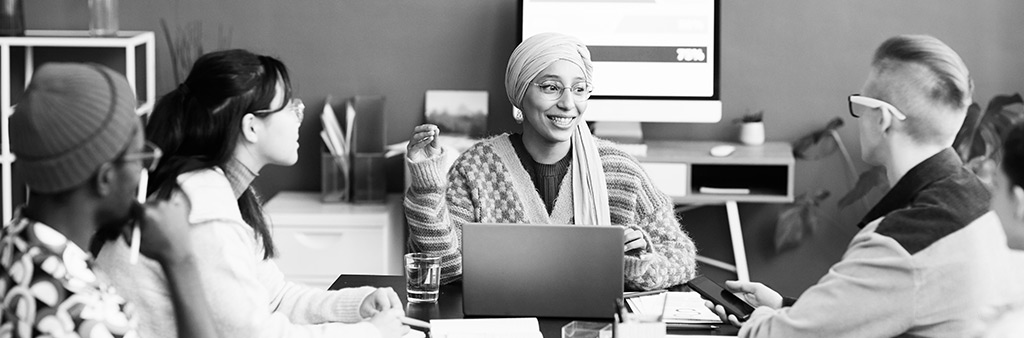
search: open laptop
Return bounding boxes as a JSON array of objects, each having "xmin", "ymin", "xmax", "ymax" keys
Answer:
[{"xmin": 462, "ymin": 223, "xmax": 624, "ymax": 319}]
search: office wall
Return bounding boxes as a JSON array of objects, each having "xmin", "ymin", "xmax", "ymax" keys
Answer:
[{"xmin": 23, "ymin": 0, "xmax": 1024, "ymax": 295}]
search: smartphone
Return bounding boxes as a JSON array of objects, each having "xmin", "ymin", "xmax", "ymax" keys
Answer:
[{"xmin": 685, "ymin": 275, "xmax": 755, "ymax": 321}]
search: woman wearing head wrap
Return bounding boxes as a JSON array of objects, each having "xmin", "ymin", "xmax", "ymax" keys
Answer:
[{"xmin": 405, "ymin": 33, "xmax": 697, "ymax": 290}]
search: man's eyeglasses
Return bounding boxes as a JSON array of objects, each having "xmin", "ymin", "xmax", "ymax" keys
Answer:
[
  {"xmin": 848, "ymin": 94, "xmax": 907, "ymax": 121},
  {"xmin": 253, "ymin": 98, "xmax": 305, "ymax": 121},
  {"xmin": 531, "ymin": 81, "xmax": 594, "ymax": 102},
  {"xmin": 116, "ymin": 141, "xmax": 162, "ymax": 172}
]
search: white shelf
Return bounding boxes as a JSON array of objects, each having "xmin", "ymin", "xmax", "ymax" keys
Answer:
[
  {"xmin": 0, "ymin": 30, "xmax": 155, "ymax": 47},
  {"xmin": 1, "ymin": 30, "xmax": 156, "ymax": 222}
]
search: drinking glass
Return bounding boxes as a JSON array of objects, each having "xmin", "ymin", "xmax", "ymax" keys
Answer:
[
  {"xmin": 88, "ymin": 0, "xmax": 119, "ymax": 37},
  {"xmin": 405, "ymin": 253, "xmax": 441, "ymax": 303}
]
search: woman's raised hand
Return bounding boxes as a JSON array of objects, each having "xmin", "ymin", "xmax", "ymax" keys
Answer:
[{"xmin": 407, "ymin": 124, "xmax": 441, "ymax": 162}]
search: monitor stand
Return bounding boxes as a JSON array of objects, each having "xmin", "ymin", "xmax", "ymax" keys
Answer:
[{"xmin": 591, "ymin": 121, "xmax": 648, "ymax": 158}]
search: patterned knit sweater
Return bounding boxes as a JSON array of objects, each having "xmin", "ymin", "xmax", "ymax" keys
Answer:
[{"xmin": 405, "ymin": 133, "xmax": 697, "ymax": 290}]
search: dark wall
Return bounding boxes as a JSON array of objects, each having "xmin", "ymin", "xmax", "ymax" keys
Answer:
[{"xmin": 22, "ymin": 0, "xmax": 1024, "ymax": 296}]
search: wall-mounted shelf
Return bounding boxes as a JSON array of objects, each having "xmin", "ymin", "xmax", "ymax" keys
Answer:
[
  {"xmin": 1, "ymin": 30, "xmax": 156, "ymax": 222},
  {"xmin": 641, "ymin": 141, "xmax": 794, "ymax": 204},
  {"xmin": 638, "ymin": 141, "xmax": 794, "ymax": 282}
]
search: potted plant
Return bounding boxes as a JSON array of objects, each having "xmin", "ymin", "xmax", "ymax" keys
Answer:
[
  {"xmin": 736, "ymin": 110, "xmax": 765, "ymax": 145},
  {"xmin": 159, "ymin": 18, "xmax": 233, "ymax": 84}
]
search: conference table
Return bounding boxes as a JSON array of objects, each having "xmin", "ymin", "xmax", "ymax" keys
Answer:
[{"xmin": 330, "ymin": 274, "xmax": 739, "ymax": 337}]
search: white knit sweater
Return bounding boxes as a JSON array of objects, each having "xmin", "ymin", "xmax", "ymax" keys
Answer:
[{"xmin": 95, "ymin": 168, "xmax": 382, "ymax": 338}]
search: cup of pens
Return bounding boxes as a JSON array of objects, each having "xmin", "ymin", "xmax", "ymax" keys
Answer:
[{"xmin": 405, "ymin": 253, "xmax": 441, "ymax": 303}]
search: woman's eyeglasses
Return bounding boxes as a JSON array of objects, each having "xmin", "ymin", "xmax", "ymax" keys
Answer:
[
  {"xmin": 531, "ymin": 81, "xmax": 594, "ymax": 102},
  {"xmin": 252, "ymin": 98, "xmax": 305, "ymax": 121},
  {"xmin": 848, "ymin": 94, "xmax": 907, "ymax": 120},
  {"xmin": 116, "ymin": 141, "xmax": 162, "ymax": 172}
]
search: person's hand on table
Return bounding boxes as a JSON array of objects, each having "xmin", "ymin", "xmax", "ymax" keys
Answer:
[
  {"xmin": 361, "ymin": 287, "xmax": 404, "ymax": 318},
  {"xmin": 703, "ymin": 280, "xmax": 782, "ymax": 326},
  {"xmin": 368, "ymin": 308, "xmax": 410, "ymax": 338}
]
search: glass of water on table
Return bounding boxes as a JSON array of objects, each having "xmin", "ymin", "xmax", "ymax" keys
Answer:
[{"xmin": 405, "ymin": 253, "xmax": 441, "ymax": 303}]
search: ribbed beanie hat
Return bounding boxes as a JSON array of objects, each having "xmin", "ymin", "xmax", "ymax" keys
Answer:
[{"xmin": 11, "ymin": 63, "xmax": 139, "ymax": 193}]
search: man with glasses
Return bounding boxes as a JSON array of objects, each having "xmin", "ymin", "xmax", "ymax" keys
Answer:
[
  {"xmin": 0, "ymin": 63, "xmax": 215, "ymax": 337},
  {"xmin": 708, "ymin": 35, "xmax": 1019, "ymax": 337}
]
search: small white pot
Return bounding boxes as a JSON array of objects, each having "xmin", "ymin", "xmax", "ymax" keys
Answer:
[{"xmin": 739, "ymin": 122, "xmax": 765, "ymax": 145}]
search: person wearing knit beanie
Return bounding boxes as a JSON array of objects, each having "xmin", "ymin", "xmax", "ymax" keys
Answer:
[
  {"xmin": 11, "ymin": 63, "xmax": 139, "ymax": 193},
  {"xmin": 1, "ymin": 63, "xmax": 217, "ymax": 338}
]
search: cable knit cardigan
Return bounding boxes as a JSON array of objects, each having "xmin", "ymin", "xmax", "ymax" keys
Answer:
[{"xmin": 405, "ymin": 134, "xmax": 697, "ymax": 290}]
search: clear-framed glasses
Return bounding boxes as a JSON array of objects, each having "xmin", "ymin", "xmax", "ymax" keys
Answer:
[
  {"xmin": 848, "ymin": 94, "xmax": 907, "ymax": 121},
  {"xmin": 253, "ymin": 98, "xmax": 305, "ymax": 121},
  {"xmin": 531, "ymin": 81, "xmax": 594, "ymax": 102},
  {"xmin": 116, "ymin": 141, "xmax": 162, "ymax": 172}
]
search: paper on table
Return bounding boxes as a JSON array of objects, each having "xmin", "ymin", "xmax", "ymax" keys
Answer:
[
  {"xmin": 626, "ymin": 292, "xmax": 721, "ymax": 324},
  {"xmin": 430, "ymin": 318, "xmax": 542, "ymax": 338}
]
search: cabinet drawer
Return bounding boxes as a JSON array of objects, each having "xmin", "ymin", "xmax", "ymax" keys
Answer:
[{"xmin": 272, "ymin": 227, "xmax": 386, "ymax": 278}]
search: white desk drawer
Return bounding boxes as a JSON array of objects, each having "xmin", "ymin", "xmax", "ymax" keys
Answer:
[{"xmin": 273, "ymin": 227, "xmax": 386, "ymax": 277}]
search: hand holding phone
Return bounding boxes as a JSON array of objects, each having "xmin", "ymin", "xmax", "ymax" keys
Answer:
[{"xmin": 686, "ymin": 275, "xmax": 755, "ymax": 322}]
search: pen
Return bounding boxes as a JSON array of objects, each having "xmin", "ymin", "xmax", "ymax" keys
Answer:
[
  {"xmin": 615, "ymin": 298, "xmax": 629, "ymax": 323},
  {"xmin": 658, "ymin": 291, "xmax": 669, "ymax": 322},
  {"xmin": 623, "ymin": 289, "xmax": 667, "ymax": 299},
  {"xmin": 398, "ymin": 316, "xmax": 431, "ymax": 330},
  {"xmin": 129, "ymin": 169, "xmax": 148, "ymax": 265}
]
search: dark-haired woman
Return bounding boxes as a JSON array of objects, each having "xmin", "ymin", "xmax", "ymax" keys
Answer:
[{"xmin": 96, "ymin": 49, "xmax": 409, "ymax": 338}]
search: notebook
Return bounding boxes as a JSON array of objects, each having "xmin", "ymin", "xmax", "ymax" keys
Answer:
[
  {"xmin": 461, "ymin": 223, "xmax": 624, "ymax": 319},
  {"xmin": 625, "ymin": 291, "xmax": 722, "ymax": 325}
]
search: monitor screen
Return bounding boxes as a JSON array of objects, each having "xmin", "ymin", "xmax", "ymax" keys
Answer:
[{"xmin": 520, "ymin": 0, "xmax": 721, "ymax": 123}]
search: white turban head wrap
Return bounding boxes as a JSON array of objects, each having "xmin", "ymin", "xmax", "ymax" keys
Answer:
[
  {"xmin": 505, "ymin": 32, "xmax": 594, "ymax": 112},
  {"xmin": 503, "ymin": 32, "xmax": 610, "ymax": 226}
]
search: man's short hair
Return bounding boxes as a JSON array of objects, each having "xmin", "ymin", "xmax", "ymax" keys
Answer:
[{"xmin": 871, "ymin": 35, "xmax": 973, "ymax": 145}]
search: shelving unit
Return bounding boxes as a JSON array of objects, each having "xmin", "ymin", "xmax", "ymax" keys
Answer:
[
  {"xmin": 639, "ymin": 141, "xmax": 794, "ymax": 282},
  {"xmin": 0, "ymin": 30, "xmax": 155, "ymax": 222}
]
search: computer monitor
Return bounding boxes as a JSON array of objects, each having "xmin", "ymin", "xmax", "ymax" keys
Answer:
[{"xmin": 519, "ymin": 0, "xmax": 721, "ymax": 124}]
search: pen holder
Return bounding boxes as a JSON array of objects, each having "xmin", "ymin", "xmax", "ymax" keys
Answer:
[
  {"xmin": 613, "ymin": 314, "xmax": 665, "ymax": 338},
  {"xmin": 321, "ymin": 152, "xmax": 350, "ymax": 203}
]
